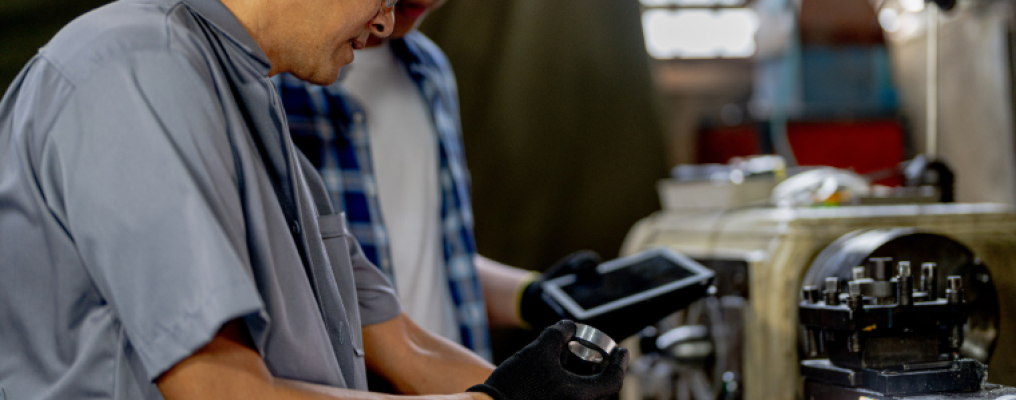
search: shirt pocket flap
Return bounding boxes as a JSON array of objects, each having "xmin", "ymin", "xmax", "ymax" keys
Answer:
[{"xmin": 318, "ymin": 212, "xmax": 348, "ymax": 240}]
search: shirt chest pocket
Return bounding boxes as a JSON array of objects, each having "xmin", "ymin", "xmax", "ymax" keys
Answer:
[{"xmin": 317, "ymin": 212, "xmax": 366, "ymax": 359}]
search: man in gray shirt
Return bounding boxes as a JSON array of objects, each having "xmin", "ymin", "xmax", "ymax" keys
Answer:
[{"xmin": 0, "ymin": 0, "xmax": 628, "ymax": 398}]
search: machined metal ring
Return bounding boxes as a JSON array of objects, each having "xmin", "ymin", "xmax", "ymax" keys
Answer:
[{"xmin": 568, "ymin": 324, "xmax": 617, "ymax": 364}]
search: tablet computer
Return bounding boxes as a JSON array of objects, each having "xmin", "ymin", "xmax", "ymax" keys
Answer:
[{"xmin": 542, "ymin": 247, "xmax": 715, "ymax": 339}]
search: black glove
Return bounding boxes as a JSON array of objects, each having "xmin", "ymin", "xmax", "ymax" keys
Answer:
[
  {"xmin": 518, "ymin": 251, "xmax": 601, "ymax": 330},
  {"xmin": 467, "ymin": 320, "xmax": 629, "ymax": 400}
]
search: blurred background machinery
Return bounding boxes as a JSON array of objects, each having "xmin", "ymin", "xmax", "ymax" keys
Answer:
[
  {"xmin": 615, "ymin": 0, "xmax": 1016, "ymax": 397},
  {"xmin": 619, "ymin": 159, "xmax": 1016, "ymax": 399}
]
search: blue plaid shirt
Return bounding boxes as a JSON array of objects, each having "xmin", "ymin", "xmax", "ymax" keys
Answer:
[{"xmin": 273, "ymin": 31, "xmax": 491, "ymax": 360}]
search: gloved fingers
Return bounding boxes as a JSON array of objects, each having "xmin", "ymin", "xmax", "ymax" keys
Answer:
[
  {"xmin": 465, "ymin": 384, "xmax": 506, "ymax": 400},
  {"xmin": 605, "ymin": 347, "xmax": 631, "ymax": 375},
  {"xmin": 518, "ymin": 282, "xmax": 564, "ymax": 330},
  {"xmin": 545, "ymin": 250, "xmax": 602, "ymax": 279},
  {"xmin": 566, "ymin": 251, "xmax": 601, "ymax": 275},
  {"xmin": 578, "ymin": 347, "xmax": 628, "ymax": 395},
  {"xmin": 549, "ymin": 319, "xmax": 578, "ymax": 340},
  {"xmin": 534, "ymin": 319, "xmax": 577, "ymax": 354}
]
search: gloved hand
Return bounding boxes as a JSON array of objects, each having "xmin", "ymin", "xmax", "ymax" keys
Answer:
[
  {"xmin": 517, "ymin": 251, "xmax": 601, "ymax": 330},
  {"xmin": 467, "ymin": 320, "xmax": 629, "ymax": 400}
]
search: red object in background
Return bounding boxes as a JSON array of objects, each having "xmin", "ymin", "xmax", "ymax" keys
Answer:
[
  {"xmin": 788, "ymin": 120, "xmax": 904, "ymax": 186},
  {"xmin": 696, "ymin": 120, "xmax": 906, "ymax": 186},
  {"xmin": 697, "ymin": 125, "xmax": 761, "ymax": 165}
]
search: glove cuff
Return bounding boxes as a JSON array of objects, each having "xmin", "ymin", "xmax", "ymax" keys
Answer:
[
  {"xmin": 514, "ymin": 271, "xmax": 541, "ymax": 330},
  {"xmin": 466, "ymin": 384, "xmax": 508, "ymax": 400}
]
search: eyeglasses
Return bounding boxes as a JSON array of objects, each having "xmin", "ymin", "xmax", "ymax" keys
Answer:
[{"xmin": 384, "ymin": 0, "xmax": 398, "ymax": 9}]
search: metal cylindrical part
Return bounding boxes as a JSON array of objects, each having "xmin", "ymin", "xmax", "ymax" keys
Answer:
[
  {"xmin": 848, "ymin": 280, "xmax": 862, "ymax": 296},
  {"xmin": 569, "ymin": 324, "xmax": 617, "ymax": 364},
  {"xmin": 869, "ymin": 257, "xmax": 893, "ymax": 281},
  {"xmin": 864, "ymin": 280, "xmax": 895, "ymax": 305},
  {"xmin": 847, "ymin": 281, "xmax": 863, "ymax": 311},
  {"xmin": 824, "ymin": 277, "xmax": 840, "ymax": 306},
  {"xmin": 821, "ymin": 330, "xmax": 836, "ymax": 353},
  {"xmin": 825, "ymin": 277, "xmax": 839, "ymax": 292},
  {"xmin": 848, "ymin": 332, "xmax": 861, "ymax": 353},
  {"xmin": 946, "ymin": 276, "xmax": 965, "ymax": 304},
  {"xmin": 852, "ymin": 266, "xmax": 866, "ymax": 281},
  {"xmin": 802, "ymin": 285, "xmax": 820, "ymax": 304},
  {"xmin": 921, "ymin": 262, "xmax": 938, "ymax": 299},
  {"xmin": 897, "ymin": 262, "xmax": 914, "ymax": 307},
  {"xmin": 897, "ymin": 261, "xmax": 912, "ymax": 278},
  {"xmin": 897, "ymin": 277, "xmax": 914, "ymax": 306},
  {"xmin": 949, "ymin": 324, "xmax": 964, "ymax": 351},
  {"xmin": 805, "ymin": 328, "xmax": 818, "ymax": 358}
]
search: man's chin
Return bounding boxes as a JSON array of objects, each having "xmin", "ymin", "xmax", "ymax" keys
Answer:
[
  {"xmin": 293, "ymin": 64, "xmax": 343, "ymax": 86},
  {"xmin": 304, "ymin": 70, "xmax": 341, "ymax": 86}
]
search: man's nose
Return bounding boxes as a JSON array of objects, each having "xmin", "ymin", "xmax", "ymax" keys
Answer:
[{"xmin": 367, "ymin": 5, "xmax": 395, "ymax": 38}]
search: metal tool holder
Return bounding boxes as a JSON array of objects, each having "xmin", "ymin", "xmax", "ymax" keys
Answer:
[{"xmin": 799, "ymin": 256, "xmax": 987, "ymax": 398}]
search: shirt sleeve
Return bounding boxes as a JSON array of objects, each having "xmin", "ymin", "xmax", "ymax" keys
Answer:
[
  {"xmin": 41, "ymin": 51, "xmax": 265, "ymax": 381},
  {"xmin": 347, "ymin": 231, "xmax": 402, "ymax": 326}
]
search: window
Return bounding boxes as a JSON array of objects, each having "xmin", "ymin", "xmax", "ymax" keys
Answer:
[{"xmin": 640, "ymin": 0, "xmax": 760, "ymax": 59}]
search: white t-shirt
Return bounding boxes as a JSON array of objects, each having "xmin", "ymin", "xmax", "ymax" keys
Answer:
[{"xmin": 341, "ymin": 43, "xmax": 460, "ymax": 343}]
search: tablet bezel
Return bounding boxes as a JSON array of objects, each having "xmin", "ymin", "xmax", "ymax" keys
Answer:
[{"xmin": 542, "ymin": 247, "xmax": 715, "ymax": 321}]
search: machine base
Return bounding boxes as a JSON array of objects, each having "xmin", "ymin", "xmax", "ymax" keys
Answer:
[
  {"xmin": 804, "ymin": 380, "xmax": 1016, "ymax": 400},
  {"xmin": 802, "ymin": 358, "xmax": 988, "ymax": 396}
]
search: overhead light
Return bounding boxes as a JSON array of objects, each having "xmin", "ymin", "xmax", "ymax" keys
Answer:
[
  {"xmin": 900, "ymin": 0, "xmax": 926, "ymax": 13},
  {"xmin": 878, "ymin": 8, "xmax": 900, "ymax": 32},
  {"xmin": 642, "ymin": 8, "xmax": 760, "ymax": 59},
  {"xmin": 640, "ymin": 0, "xmax": 744, "ymax": 6}
]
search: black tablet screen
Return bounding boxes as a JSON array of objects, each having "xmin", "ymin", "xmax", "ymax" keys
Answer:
[{"xmin": 560, "ymin": 255, "xmax": 698, "ymax": 310}]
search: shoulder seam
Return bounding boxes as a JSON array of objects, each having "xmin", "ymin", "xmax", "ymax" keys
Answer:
[
  {"xmin": 166, "ymin": 2, "xmax": 187, "ymax": 51},
  {"xmin": 34, "ymin": 51, "xmax": 77, "ymax": 91}
]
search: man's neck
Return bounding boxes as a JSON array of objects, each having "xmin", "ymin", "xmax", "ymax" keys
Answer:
[{"xmin": 219, "ymin": 0, "xmax": 278, "ymax": 74}]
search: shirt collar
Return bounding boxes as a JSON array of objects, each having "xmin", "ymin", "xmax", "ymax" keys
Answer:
[
  {"xmin": 182, "ymin": 0, "xmax": 272, "ymax": 74},
  {"xmin": 390, "ymin": 31, "xmax": 426, "ymax": 70}
]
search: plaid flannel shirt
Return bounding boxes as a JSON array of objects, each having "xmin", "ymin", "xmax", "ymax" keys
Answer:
[{"xmin": 273, "ymin": 31, "xmax": 491, "ymax": 360}]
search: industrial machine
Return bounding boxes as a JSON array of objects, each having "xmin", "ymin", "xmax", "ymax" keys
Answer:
[
  {"xmin": 797, "ymin": 229, "xmax": 1004, "ymax": 399},
  {"xmin": 620, "ymin": 198, "xmax": 1016, "ymax": 400},
  {"xmin": 620, "ymin": 0, "xmax": 1016, "ymax": 395}
]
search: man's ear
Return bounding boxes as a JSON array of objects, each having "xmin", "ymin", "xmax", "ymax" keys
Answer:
[{"xmin": 367, "ymin": 3, "xmax": 396, "ymax": 38}]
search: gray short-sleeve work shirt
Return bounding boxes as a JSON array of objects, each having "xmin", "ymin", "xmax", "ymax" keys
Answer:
[{"xmin": 0, "ymin": 0, "xmax": 401, "ymax": 398}]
